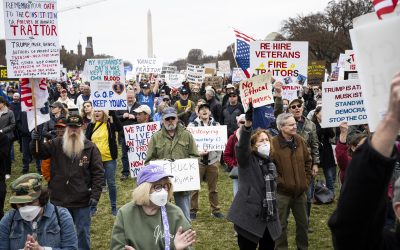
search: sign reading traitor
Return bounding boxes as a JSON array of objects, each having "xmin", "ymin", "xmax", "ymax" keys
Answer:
[
  {"xmin": 124, "ymin": 122, "xmax": 161, "ymax": 177},
  {"xmin": 134, "ymin": 58, "xmax": 163, "ymax": 74},
  {"xmin": 186, "ymin": 125, "xmax": 227, "ymax": 151},
  {"xmin": 3, "ymin": 0, "xmax": 60, "ymax": 78},
  {"xmin": 321, "ymin": 80, "xmax": 367, "ymax": 128},
  {"xmin": 150, "ymin": 159, "xmax": 200, "ymax": 192},
  {"xmin": 239, "ymin": 73, "xmax": 274, "ymax": 111}
]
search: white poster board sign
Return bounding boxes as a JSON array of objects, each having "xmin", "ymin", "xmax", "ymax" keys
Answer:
[
  {"xmin": 218, "ymin": 60, "xmax": 231, "ymax": 74},
  {"xmin": 150, "ymin": 159, "xmax": 201, "ymax": 192},
  {"xmin": 321, "ymin": 80, "xmax": 367, "ymax": 128},
  {"xmin": 165, "ymin": 73, "xmax": 186, "ymax": 88},
  {"xmin": 250, "ymin": 41, "xmax": 309, "ymax": 86},
  {"xmin": 134, "ymin": 58, "xmax": 163, "ymax": 74},
  {"xmin": 239, "ymin": 73, "xmax": 274, "ymax": 111},
  {"xmin": 350, "ymin": 13, "xmax": 400, "ymax": 131},
  {"xmin": 186, "ymin": 64, "xmax": 205, "ymax": 84},
  {"xmin": 186, "ymin": 125, "xmax": 227, "ymax": 151},
  {"xmin": 344, "ymin": 50, "xmax": 357, "ymax": 72},
  {"xmin": 232, "ymin": 68, "xmax": 246, "ymax": 83},
  {"xmin": 282, "ymin": 85, "xmax": 300, "ymax": 102},
  {"xmin": 123, "ymin": 122, "xmax": 161, "ymax": 177},
  {"xmin": 4, "ymin": 0, "xmax": 60, "ymax": 78},
  {"xmin": 86, "ymin": 59, "xmax": 125, "ymax": 82}
]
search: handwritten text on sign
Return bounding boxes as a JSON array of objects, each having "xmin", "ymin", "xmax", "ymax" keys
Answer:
[
  {"xmin": 124, "ymin": 122, "xmax": 161, "ymax": 177},
  {"xmin": 86, "ymin": 59, "xmax": 125, "ymax": 82},
  {"xmin": 90, "ymin": 82, "xmax": 127, "ymax": 110},
  {"xmin": 134, "ymin": 58, "xmax": 163, "ymax": 74},
  {"xmin": 321, "ymin": 80, "xmax": 367, "ymax": 128},
  {"xmin": 150, "ymin": 159, "xmax": 200, "ymax": 192},
  {"xmin": 186, "ymin": 125, "xmax": 227, "ymax": 151},
  {"xmin": 250, "ymin": 41, "xmax": 308, "ymax": 85},
  {"xmin": 186, "ymin": 64, "xmax": 205, "ymax": 84},
  {"xmin": 239, "ymin": 73, "xmax": 274, "ymax": 111}
]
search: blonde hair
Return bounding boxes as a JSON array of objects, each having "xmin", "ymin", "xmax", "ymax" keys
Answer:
[
  {"xmin": 90, "ymin": 110, "xmax": 109, "ymax": 123},
  {"xmin": 132, "ymin": 179, "xmax": 174, "ymax": 206}
]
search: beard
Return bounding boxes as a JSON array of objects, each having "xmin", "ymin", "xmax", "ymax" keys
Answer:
[
  {"xmin": 62, "ymin": 127, "xmax": 85, "ymax": 158},
  {"xmin": 164, "ymin": 123, "xmax": 177, "ymax": 131}
]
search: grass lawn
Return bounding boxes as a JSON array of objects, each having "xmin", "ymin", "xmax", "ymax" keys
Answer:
[{"xmin": 5, "ymin": 144, "xmax": 337, "ymax": 249}]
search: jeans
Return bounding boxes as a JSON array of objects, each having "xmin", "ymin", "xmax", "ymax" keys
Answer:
[
  {"xmin": 174, "ymin": 192, "xmax": 191, "ymax": 222},
  {"xmin": 120, "ymin": 136, "xmax": 130, "ymax": 177},
  {"xmin": 67, "ymin": 206, "xmax": 91, "ymax": 250},
  {"xmin": 21, "ymin": 136, "xmax": 41, "ymax": 173},
  {"xmin": 233, "ymin": 179, "xmax": 239, "ymax": 197},
  {"xmin": 104, "ymin": 160, "xmax": 117, "ymax": 212},
  {"xmin": 323, "ymin": 165, "xmax": 336, "ymax": 193}
]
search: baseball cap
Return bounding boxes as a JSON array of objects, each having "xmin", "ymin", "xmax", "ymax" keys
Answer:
[
  {"xmin": 198, "ymin": 103, "xmax": 210, "ymax": 111},
  {"xmin": 226, "ymin": 84, "xmax": 235, "ymax": 89},
  {"xmin": 134, "ymin": 105, "xmax": 151, "ymax": 115},
  {"xmin": 10, "ymin": 173, "xmax": 43, "ymax": 204},
  {"xmin": 142, "ymin": 83, "xmax": 150, "ymax": 89},
  {"xmin": 55, "ymin": 117, "xmax": 67, "ymax": 127},
  {"xmin": 289, "ymin": 98, "xmax": 304, "ymax": 107},
  {"xmin": 66, "ymin": 114, "xmax": 83, "ymax": 127},
  {"xmin": 162, "ymin": 107, "xmax": 177, "ymax": 119},
  {"xmin": 137, "ymin": 164, "xmax": 173, "ymax": 186},
  {"xmin": 60, "ymin": 89, "xmax": 67, "ymax": 94},
  {"xmin": 50, "ymin": 101, "xmax": 64, "ymax": 109},
  {"xmin": 180, "ymin": 87, "xmax": 189, "ymax": 94}
]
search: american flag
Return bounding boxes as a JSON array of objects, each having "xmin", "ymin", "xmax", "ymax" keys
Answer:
[
  {"xmin": 373, "ymin": 0, "xmax": 398, "ymax": 19},
  {"xmin": 234, "ymin": 29, "xmax": 255, "ymax": 79}
]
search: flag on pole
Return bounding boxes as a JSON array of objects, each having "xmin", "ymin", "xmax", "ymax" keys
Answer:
[
  {"xmin": 372, "ymin": 0, "xmax": 398, "ymax": 19},
  {"xmin": 233, "ymin": 29, "xmax": 256, "ymax": 79}
]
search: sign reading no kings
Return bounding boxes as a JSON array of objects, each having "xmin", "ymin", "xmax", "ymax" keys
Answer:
[
  {"xmin": 150, "ymin": 159, "xmax": 200, "ymax": 192},
  {"xmin": 239, "ymin": 73, "xmax": 274, "ymax": 111},
  {"xmin": 321, "ymin": 80, "xmax": 367, "ymax": 128},
  {"xmin": 186, "ymin": 126, "xmax": 227, "ymax": 151}
]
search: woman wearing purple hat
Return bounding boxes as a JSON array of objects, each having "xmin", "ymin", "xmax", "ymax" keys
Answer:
[{"xmin": 110, "ymin": 164, "xmax": 196, "ymax": 250}]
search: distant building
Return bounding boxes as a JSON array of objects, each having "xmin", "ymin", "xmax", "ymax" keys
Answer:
[
  {"xmin": 77, "ymin": 41, "xmax": 82, "ymax": 58},
  {"xmin": 85, "ymin": 36, "xmax": 94, "ymax": 58}
]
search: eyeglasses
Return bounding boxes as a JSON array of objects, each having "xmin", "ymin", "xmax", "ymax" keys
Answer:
[
  {"xmin": 152, "ymin": 183, "xmax": 171, "ymax": 192},
  {"xmin": 290, "ymin": 104, "xmax": 302, "ymax": 109},
  {"xmin": 164, "ymin": 117, "xmax": 176, "ymax": 121}
]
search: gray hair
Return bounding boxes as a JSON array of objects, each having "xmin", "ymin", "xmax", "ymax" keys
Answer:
[{"xmin": 276, "ymin": 113, "xmax": 294, "ymax": 130}]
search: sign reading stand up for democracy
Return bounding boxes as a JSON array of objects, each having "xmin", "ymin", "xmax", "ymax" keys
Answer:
[
  {"xmin": 3, "ymin": 0, "xmax": 60, "ymax": 78},
  {"xmin": 321, "ymin": 80, "xmax": 367, "ymax": 128},
  {"xmin": 86, "ymin": 58, "xmax": 126, "ymax": 110},
  {"xmin": 150, "ymin": 159, "xmax": 200, "ymax": 192},
  {"xmin": 123, "ymin": 121, "xmax": 161, "ymax": 177},
  {"xmin": 186, "ymin": 125, "xmax": 227, "ymax": 151},
  {"xmin": 239, "ymin": 73, "xmax": 274, "ymax": 111}
]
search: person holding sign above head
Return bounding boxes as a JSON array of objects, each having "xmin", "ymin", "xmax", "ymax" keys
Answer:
[
  {"xmin": 227, "ymin": 103, "xmax": 281, "ymax": 250},
  {"xmin": 86, "ymin": 110, "xmax": 122, "ymax": 216},
  {"xmin": 188, "ymin": 103, "xmax": 224, "ymax": 220},
  {"xmin": 110, "ymin": 164, "xmax": 196, "ymax": 250},
  {"xmin": 145, "ymin": 107, "xmax": 199, "ymax": 221},
  {"xmin": 136, "ymin": 81, "xmax": 159, "ymax": 117}
]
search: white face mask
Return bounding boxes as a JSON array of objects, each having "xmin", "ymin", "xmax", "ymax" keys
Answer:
[
  {"xmin": 149, "ymin": 189, "xmax": 168, "ymax": 207},
  {"xmin": 19, "ymin": 205, "xmax": 41, "ymax": 221},
  {"xmin": 283, "ymin": 105, "xmax": 288, "ymax": 111},
  {"xmin": 257, "ymin": 142, "xmax": 271, "ymax": 157}
]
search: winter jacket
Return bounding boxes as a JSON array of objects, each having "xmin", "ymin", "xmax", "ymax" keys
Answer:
[
  {"xmin": 222, "ymin": 103, "xmax": 244, "ymax": 136},
  {"xmin": 174, "ymin": 99, "xmax": 194, "ymax": 126},
  {"xmin": 0, "ymin": 133, "xmax": 9, "ymax": 182},
  {"xmin": 335, "ymin": 141, "xmax": 350, "ymax": 184},
  {"xmin": 0, "ymin": 107, "xmax": 15, "ymax": 140},
  {"xmin": 329, "ymin": 140, "xmax": 400, "ymax": 250},
  {"xmin": 31, "ymin": 138, "xmax": 104, "ymax": 208},
  {"xmin": 227, "ymin": 126, "xmax": 282, "ymax": 243},
  {"xmin": 116, "ymin": 101, "xmax": 141, "ymax": 127},
  {"xmin": 270, "ymin": 133, "xmax": 312, "ymax": 196},
  {"xmin": 145, "ymin": 124, "xmax": 199, "ymax": 164},
  {"xmin": 207, "ymin": 97, "xmax": 222, "ymax": 124},
  {"xmin": 315, "ymin": 121, "xmax": 336, "ymax": 169},
  {"xmin": 224, "ymin": 129, "xmax": 239, "ymax": 170}
]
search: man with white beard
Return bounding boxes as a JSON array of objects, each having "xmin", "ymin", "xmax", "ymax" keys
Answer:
[{"xmin": 31, "ymin": 114, "xmax": 104, "ymax": 250}]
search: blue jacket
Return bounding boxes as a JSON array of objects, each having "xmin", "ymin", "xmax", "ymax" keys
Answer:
[{"xmin": 0, "ymin": 203, "xmax": 78, "ymax": 250}]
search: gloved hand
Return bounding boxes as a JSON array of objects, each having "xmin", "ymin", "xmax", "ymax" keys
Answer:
[
  {"xmin": 245, "ymin": 102, "xmax": 254, "ymax": 122},
  {"xmin": 31, "ymin": 130, "xmax": 41, "ymax": 140},
  {"xmin": 45, "ymin": 131, "xmax": 55, "ymax": 138},
  {"xmin": 88, "ymin": 198, "xmax": 98, "ymax": 207}
]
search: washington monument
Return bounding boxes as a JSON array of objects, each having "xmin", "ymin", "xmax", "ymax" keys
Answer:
[{"xmin": 147, "ymin": 9, "xmax": 154, "ymax": 58}]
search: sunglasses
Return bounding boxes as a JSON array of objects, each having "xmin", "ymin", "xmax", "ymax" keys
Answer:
[
  {"xmin": 239, "ymin": 121, "xmax": 245, "ymax": 124},
  {"xmin": 163, "ymin": 98, "xmax": 170, "ymax": 102},
  {"xmin": 164, "ymin": 117, "xmax": 176, "ymax": 121},
  {"xmin": 153, "ymin": 183, "xmax": 172, "ymax": 192},
  {"xmin": 290, "ymin": 104, "xmax": 302, "ymax": 109},
  {"xmin": 229, "ymin": 94, "xmax": 237, "ymax": 97}
]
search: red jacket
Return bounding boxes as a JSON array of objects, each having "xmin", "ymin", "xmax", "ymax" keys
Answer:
[
  {"xmin": 224, "ymin": 129, "xmax": 239, "ymax": 169},
  {"xmin": 335, "ymin": 141, "xmax": 350, "ymax": 184}
]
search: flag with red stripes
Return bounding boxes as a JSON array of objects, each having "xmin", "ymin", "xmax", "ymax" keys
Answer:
[
  {"xmin": 373, "ymin": 0, "xmax": 398, "ymax": 19},
  {"xmin": 233, "ymin": 29, "xmax": 256, "ymax": 78}
]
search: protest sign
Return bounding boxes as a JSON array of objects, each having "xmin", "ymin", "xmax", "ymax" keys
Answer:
[
  {"xmin": 321, "ymin": 80, "xmax": 367, "ymax": 128},
  {"xmin": 162, "ymin": 66, "xmax": 177, "ymax": 74},
  {"xmin": 350, "ymin": 13, "xmax": 400, "ymax": 131},
  {"xmin": 204, "ymin": 76, "xmax": 223, "ymax": 89},
  {"xmin": 218, "ymin": 60, "xmax": 231, "ymax": 74},
  {"xmin": 204, "ymin": 68, "xmax": 215, "ymax": 76},
  {"xmin": 203, "ymin": 63, "xmax": 216, "ymax": 70},
  {"xmin": 149, "ymin": 159, "xmax": 200, "ymax": 192},
  {"xmin": 165, "ymin": 73, "xmax": 185, "ymax": 88},
  {"xmin": 186, "ymin": 64, "xmax": 205, "ymax": 84},
  {"xmin": 3, "ymin": 0, "xmax": 60, "ymax": 78},
  {"xmin": 86, "ymin": 59, "xmax": 126, "ymax": 110},
  {"xmin": 343, "ymin": 50, "xmax": 358, "ymax": 80},
  {"xmin": 250, "ymin": 41, "xmax": 309, "ymax": 86},
  {"xmin": 239, "ymin": 73, "xmax": 274, "ymax": 111},
  {"xmin": 308, "ymin": 61, "xmax": 325, "ymax": 86},
  {"xmin": 232, "ymin": 68, "xmax": 246, "ymax": 83},
  {"xmin": 282, "ymin": 85, "xmax": 300, "ymax": 101},
  {"xmin": 0, "ymin": 66, "xmax": 18, "ymax": 81},
  {"xmin": 123, "ymin": 122, "xmax": 161, "ymax": 177},
  {"xmin": 186, "ymin": 125, "xmax": 227, "ymax": 151},
  {"xmin": 133, "ymin": 58, "xmax": 163, "ymax": 74}
]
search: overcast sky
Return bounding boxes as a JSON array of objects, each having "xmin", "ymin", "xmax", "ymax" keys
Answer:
[{"xmin": 1, "ymin": 0, "xmax": 332, "ymax": 64}]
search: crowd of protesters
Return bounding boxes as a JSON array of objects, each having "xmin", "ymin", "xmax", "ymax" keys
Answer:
[{"xmin": 0, "ymin": 70, "xmax": 399, "ymax": 250}]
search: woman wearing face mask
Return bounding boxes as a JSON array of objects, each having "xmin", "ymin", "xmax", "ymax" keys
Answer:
[
  {"xmin": 110, "ymin": 164, "xmax": 196, "ymax": 250},
  {"xmin": 227, "ymin": 103, "xmax": 281, "ymax": 250},
  {"xmin": 0, "ymin": 173, "xmax": 78, "ymax": 250}
]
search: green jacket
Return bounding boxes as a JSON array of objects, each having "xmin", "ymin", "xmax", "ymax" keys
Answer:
[
  {"xmin": 145, "ymin": 125, "xmax": 199, "ymax": 164},
  {"xmin": 110, "ymin": 202, "xmax": 192, "ymax": 250}
]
